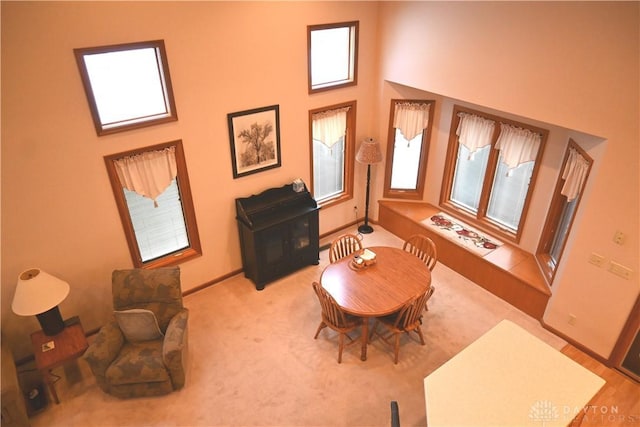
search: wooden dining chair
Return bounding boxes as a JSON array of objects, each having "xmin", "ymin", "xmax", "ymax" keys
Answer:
[
  {"xmin": 312, "ymin": 282, "xmax": 363, "ymax": 363},
  {"xmin": 369, "ymin": 288, "xmax": 434, "ymax": 364},
  {"xmin": 403, "ymin": 234, "xmax": 437, "ymax": 271},
  {"xmin": 402, "ymin": 234, "xmax": 437, "ymax": 310},
  {"xmin": 329, "ymin": 233, "xmax": 362, "ymax": 263}
]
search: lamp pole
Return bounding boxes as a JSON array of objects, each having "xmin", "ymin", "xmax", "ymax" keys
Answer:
[
  {"xmin": 355, "ymin": 138, "xmax": 382, "ymax": 234},
  {"xmin": 358, "ymin": 163, "xmax": 374, "ymax": 234}
]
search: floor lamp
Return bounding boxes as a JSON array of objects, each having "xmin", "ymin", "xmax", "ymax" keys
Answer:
[
  {"xmin": 12, "ymin": 268, "xmax": 70, "ymax": 336},
  {"xmin": 356, "ymin": 138, "xmax": 383, "ymax": 234}
]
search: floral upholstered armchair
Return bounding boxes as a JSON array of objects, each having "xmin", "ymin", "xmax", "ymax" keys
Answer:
[{"xmin": 84, "ymin": 267, "xmax": 188, "ymax": 398}]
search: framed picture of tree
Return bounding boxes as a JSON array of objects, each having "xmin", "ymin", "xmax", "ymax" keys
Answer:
[{"xmin": 227, "ymin": 105, "xmax": 281, "ymax": 179}]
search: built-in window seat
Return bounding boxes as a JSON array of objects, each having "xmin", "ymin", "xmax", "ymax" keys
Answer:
[{"xmin": 378, "ymin": 200, "xmax": 551, "ymax": 320}]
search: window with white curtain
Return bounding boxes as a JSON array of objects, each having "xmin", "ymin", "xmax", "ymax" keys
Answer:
[
  {"xmin": 307, "ymin": 22, "xmax": 358, "ymax": 93},
  {"xmin": 537, "ymin": 139, "xmax": 592, "ymax": 284},
  {"xmin": 309, "ymin": 101, "xmax": 356, "ymax": 206},
  {"xmin": 104, "ymin": 140, "xmax": 201, "ymax": 268},
  {"xmin": 441, "ymin": 105, "xmax": 548, "ymax": 242},
  {"xmin": 383, "ymin": 99, "xmax": 435, "ymax": 199}
]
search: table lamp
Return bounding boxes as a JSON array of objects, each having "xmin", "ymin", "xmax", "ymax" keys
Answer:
[
  {"xmin": 12, "ymin": 268, "xmax": 70, "ymax": 336},
  {"xmin": 356, "ymin": 138, "xmax": 383, "ymax": 234}
]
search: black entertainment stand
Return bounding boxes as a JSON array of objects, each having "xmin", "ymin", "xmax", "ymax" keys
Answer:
[{"xmin": 235, "ymin": 183, "xmax": 320, "ymax": 290}]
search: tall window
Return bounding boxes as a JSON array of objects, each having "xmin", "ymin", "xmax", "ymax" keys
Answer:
[
  {"xmin": 309, "ymin": 101, "xmax": 356, "ymax": 206},
  {"xmin": 74, "ymin": 40, "xmax": 178, "ymax": 135},
  {"xmin": 537, "ymin": 139, "xmax": 592, "ymax": 284},
  {"xmin": 307, "ymin": 21, "xmax": 358, "ymax": 93},
  {"xmin": 104, "ymin": 140, "xmax": 201, "ymax": 268},
  {"xmin": 441, "ymin": 105, "xmax": 548, "ymax": 242},
  {"xmin": 383, "ymin": 99, "xmax": 435, "ymax": 199}
]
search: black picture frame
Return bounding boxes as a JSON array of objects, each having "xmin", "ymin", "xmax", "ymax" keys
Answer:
[{"xmin": 227, "ymin": 105, "xmax": 281, "ymax": 179}]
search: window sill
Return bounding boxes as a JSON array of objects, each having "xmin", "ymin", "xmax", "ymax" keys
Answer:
[
  {"xmin": 140, "ymin": 248, "xmax": 202, "ymax": 269},
  {"xmin": 316, "ymin": 193, "xmax": 353, "ymax": 210}
]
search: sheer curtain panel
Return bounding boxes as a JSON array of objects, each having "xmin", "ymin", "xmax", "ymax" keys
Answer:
[
  {"xmin": 456, "ymin": 113, "xmax": 495, "ymax": 158},
  {"xmin": 114, "ymin": 146, "xmax": 177, "ymax": 206},
  {"xmin": 561, "ymin": 147, "xmax": 590, "ymax": 201},
  {"xmin": 312, "ymin": 107, "xmax": 350, "ymax": 150},
  {"xmin": 494, "ymin": 124, "xmax": 541, "ymax": 172},
  {"xmin": 393, "ymin": 102, "xmax": 430, "ymax": 142}
]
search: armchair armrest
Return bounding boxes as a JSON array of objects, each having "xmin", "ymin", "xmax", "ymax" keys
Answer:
[
  {"xmin": 162, "ymin": 308, "xmax": 189, "ymax": 389},
  {"xmin": 84, "ymin": 319, "xmax": 124, "ymax": 391}
]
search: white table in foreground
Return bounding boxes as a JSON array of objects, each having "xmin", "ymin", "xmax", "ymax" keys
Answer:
[{"xmin": 424, "ymin": 320, "xmax": 605, "ymax": 427}]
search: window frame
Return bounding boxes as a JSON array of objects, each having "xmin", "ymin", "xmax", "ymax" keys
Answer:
[
  {"xmin": 307, "ymin": 21, "xmax": 359, "ymax": 94},
  {"xmin": 308, "ymin": 100, "xmax": 357, "ymax": 208},
  {"xmin": 74, "ymin": 40, "xmax": 178, "ymax": 136},
  {"xmin": 440, "ymin": 105, "xmax": 548, "ymax": 243},
  {"xmin": 104, "ymin": 140, "xmax": 201, "ymax": 269},
  {"xmin": 383, "ymin": 99, "xmax": 435, "ymax": 200},
  {"xmin": 536, "ymin": 139, "xmax": 592, "ymax": 284}
]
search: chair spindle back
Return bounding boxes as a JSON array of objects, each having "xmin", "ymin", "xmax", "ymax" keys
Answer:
[
  {"xmin": 329, "ymin": 233, "xmax": 363, "ymax": 263},
  {"xmin": 402, "ymin": 234, "xmax": 437, "ymax": 271}
]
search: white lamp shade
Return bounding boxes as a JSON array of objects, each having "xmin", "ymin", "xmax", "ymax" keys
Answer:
[
  {"xmin": 12, "ymin": 268, "xmax": 70, "ymax": 316},
  {"xmin": 356, "ymin": 138, "xmax": 383, "ymax": 164}
]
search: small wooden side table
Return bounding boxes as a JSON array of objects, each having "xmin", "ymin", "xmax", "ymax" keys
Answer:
[{"xmin": 30, "ymin": 317, "xmax": 88, "ymax": 404}]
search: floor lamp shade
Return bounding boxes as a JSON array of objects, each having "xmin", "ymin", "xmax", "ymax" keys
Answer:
[
  {"xmin": 356, "ymin": 138, "xmax": 383, "ymax": 234},
  {"xmin": 12, "ymin": 268, "xmax": 70, "ymax": 336}
]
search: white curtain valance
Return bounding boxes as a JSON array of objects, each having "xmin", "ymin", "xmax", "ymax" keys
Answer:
[
  {"xmin": 456, "ymin": 112, "xmax": 496, "ymax": 156},
  {"xmin": 495, "ymin": 123, "xmax": 542, "ymax": 171},
  {"xmin": 312, "ymin": 107, "xmax": 350, "ymax": 149},
  {"xmin": 393, "ymin": 102, "xmax": 430, "ymax": 141},
  {"xmin": 561, "ymin": 147, "xmax": 590, "ymax": 202},
  {"xmin": 114, "ymin": 146, "xmax": 177, "ymax": 206}
]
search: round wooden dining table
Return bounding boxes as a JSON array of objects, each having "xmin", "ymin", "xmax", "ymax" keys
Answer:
[{"xmin": 320, "ymin": 246, "xmax": 432, "ymax": 361}]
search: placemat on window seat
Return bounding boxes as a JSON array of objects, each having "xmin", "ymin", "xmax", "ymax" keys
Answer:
[{"xmin": 421, "ymin": 212, "xmax": 503, "ymax": 257}]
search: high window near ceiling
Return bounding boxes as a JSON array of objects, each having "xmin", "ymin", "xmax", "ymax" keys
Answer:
[
  {"xmin": 537, "ymin": 139, "xmax": 592, "ymax": 284},
  {"xmin": 74, "ymin": 40, "xmax": 178, "ymax": 136},
  {"xmin": 383, "ymin": 99, "xmax": 435, "ymax": 199},
  {"xmin": 441, "ymin": 105, "xmax": 548, "ymax": 242},
  {"xmin": 307, "ymin": 21, "xmax": 358, "ymax": 93},
  {"xmin": 104, "ymin": 140, "xmax": 201, "ymax": 268},
  {"xmin": 309, "ymin": 101, "xmax": 357, "ymax": 207}
]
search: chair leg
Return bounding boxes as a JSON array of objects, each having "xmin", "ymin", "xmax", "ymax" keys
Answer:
[
  {"xmin": 314, "ymin": 322, "xmax": 326, "ymax": 339},
  {"xmin": 424, "ymin": 286, "xmax": 435, "ymax": 311},
  {"xmin": 390, "ymin": 401, "xmax": 400, "ymax": 427},
  {"xmin": 338, "ymin": 333, "xmax": 345, "ymax": 363},
  {"xmin": 416, "ymin": 326, "xmax": 425, "ymax": 345},
  {"xmin": 394, "ymin": 332, "xmax": 401, "ymax": 364}
]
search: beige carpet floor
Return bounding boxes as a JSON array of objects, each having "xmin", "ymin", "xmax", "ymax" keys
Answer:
[{"xmin": 28, "ymin": 226, "xmax": 566, "ymax": 427}]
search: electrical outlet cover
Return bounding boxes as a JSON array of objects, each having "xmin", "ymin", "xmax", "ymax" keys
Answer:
[{"xmin": 609, "ymin": 261, "xmax": 632, "ymax": 280}]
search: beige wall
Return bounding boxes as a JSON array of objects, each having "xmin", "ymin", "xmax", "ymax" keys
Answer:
[
  {"xmin": 2, "ymin": 1, "xmax": 638, "ymax": 362},
  {"xmin": 377, "ymin": 1, "xmax": 639, "ymax": 358},
  {"xmin": 1, "ymin": 1, "xmax": 380, "ymax": 359}
]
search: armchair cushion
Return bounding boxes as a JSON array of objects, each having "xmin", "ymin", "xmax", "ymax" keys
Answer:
[
  {"xmin": 106, "ymin": 341, "xmax": 170, "ymax": 385},
  {"xmin": 114, "ymin": 309, "xmax": 164, "ymax": 342}
]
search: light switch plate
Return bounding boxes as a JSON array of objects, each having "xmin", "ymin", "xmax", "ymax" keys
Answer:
[{"xmin": 609, "ymin": 261, "xmax": 632, "ymax": 280}]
